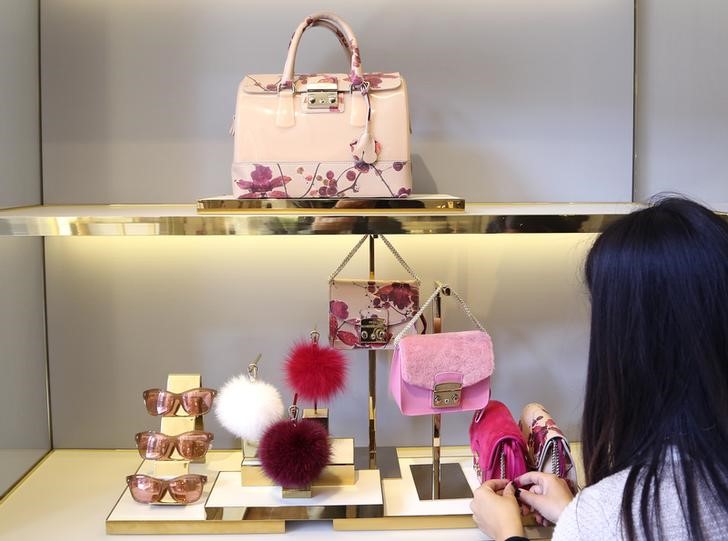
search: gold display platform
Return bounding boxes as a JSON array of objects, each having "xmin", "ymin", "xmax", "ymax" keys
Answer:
[
  {"xmin": 105, "ymin": 446, "xmax": 554, "ymax": 537},
  {"xmin": 0, "ymin": 202, "xmax": 649, "ymax": 236},
  {"xmin": 196, "ymin": 194, "xmax": 465, "ymax": 212}
]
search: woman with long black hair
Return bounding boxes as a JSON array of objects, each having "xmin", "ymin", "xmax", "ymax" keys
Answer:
[{"xmin": 471, "ymin": 197, "xmax": 728, "ymax": 540}]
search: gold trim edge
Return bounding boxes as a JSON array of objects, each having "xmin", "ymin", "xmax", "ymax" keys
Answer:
[{"xmin": 196, "ymin": 194, "xmax": 466, "ymax": 213}]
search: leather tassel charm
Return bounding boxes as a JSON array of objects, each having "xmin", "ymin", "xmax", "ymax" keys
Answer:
[{"xmin": 351, "ymin": 130, "xmax": 378, "ymax": 165}]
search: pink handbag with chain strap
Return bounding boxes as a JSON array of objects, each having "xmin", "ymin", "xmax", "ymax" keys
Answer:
[
  {"xmin": 389, "ymin": 284, "xmax": 494, "ymax": 416},
  {"xmin": 231, "ymin": 13, "xmax": 412, "ymax": 199},
  {"xmin": 470, "ymin": 401, "xmax": 529, "ymax": 483}
]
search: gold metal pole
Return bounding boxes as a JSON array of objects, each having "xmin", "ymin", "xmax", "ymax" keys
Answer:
[
  {"xmin": 368, "ymin": 234, "xmax": 377, "ymax": 469},
  {"xmin": 431, "ymin": 285, "xmax": 448, "ymax": 499},
  {"xmin": 432, "ymin": 413, "xmax": 442, "ymax": 499}
]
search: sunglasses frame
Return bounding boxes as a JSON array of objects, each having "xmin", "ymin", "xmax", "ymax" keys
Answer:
[
  {"xmin": 126, "ymin": 473, "xmax": 208, "ymax": 504},
  {"xmin": 142, "ymin": 387, "xmax": 218, "ymax": 417},
  {"xmin": 134, "ymin": 430, "xmax": 214, "ymax": 460}
]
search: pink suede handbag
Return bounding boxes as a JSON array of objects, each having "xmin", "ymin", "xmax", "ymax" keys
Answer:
[
  {"xmin": 231, "ymin": 12, "xmax": 412, "ymax": 199},
  {"xmin": 389, "ymin": 284, "xmax": 494, "ymax": 416},
  {"xmin": 470, "ymin": 400, "xmax": 529, "ymax": 483}
]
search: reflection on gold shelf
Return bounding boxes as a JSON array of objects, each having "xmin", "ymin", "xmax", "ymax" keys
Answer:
[{"xmin": 0, "ymin": 202, "xmax": 657, "ymax": 236}]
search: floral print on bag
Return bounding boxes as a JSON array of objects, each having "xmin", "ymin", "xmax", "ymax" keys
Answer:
[
  {"xmin": 233, "ymin": 161, "xmax": 410, "ymax": 199},
  {"xmin": 244, "ymin": 73, "xmax": 401, "ymax": 93},
  {"xmin": 329, "ymin": 280, "xmax": 419, "ymax": 349},
  {"xmin": 519, "ymin": 404, "xmax": 579, "ymax": 493}
]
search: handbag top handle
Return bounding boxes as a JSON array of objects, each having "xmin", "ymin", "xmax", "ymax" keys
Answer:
[
  {"xmin": 281, "ymin": 13, "xmax": 364, "ymax": 90},
  {"xmin": 393, "ymin": 283, "xmax": 488, "ymax": 346},
  {"xmin": 329, "ymin": 234, "xmax": 421, "ymax": 283},
  {"xmin": 309, "ymin": 19, "xmax": 354, "ymax": 57}
]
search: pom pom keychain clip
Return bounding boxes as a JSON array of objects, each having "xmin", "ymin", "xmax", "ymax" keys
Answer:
[
  {"xmin": 284, "ymin": 329, "xmax": 348, "ymax": 429},
  {"xmin": 215, "ymin": 353, "xmax": 285, "ymax": 449},
  {"xmin": 258, "ymin": 401, "xmax": 331, "ymax": 491}
]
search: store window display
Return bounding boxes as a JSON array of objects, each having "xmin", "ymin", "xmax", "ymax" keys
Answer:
[{"xmin": 471, "ymin": 197, "xmax": 728, "ymax": 540}]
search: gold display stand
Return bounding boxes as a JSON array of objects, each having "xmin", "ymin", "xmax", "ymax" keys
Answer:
[
  {"xmin": 410, "ymin": 284, "xmax": 472, "ymax": 501},
  {"xmin": 152, "ymin": 374, "xmax": 204, "ymax": 495},
  {"xmin": 106, "ymin": 244, "xmax": 551, "ymax": 537},
  {"xmin": 240, "ymin": 438, "xmax": 356, "ymax": 487}
]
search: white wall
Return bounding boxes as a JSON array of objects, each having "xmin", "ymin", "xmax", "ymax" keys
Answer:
[
  {"xmin": 635, "ymin": 1, "xmax": 728, "ymax": 202},
  {"xmin": 0, "ymin": 0, "xmax": 40, "ymax": 207},
  {"xmin": 38, "ymin": 0, "xmax": 636, "ymax": 450},
  {"xmin": 41, "ymin": 0, "xmax": 634, "ymax": 204},
  {"xmin": 36, "ymin": 0, "xmax": 634, "ymax": 449},
  {"xmin": 0, "ymin": 1, "xmax": 48, "ymax": 495},
  {"xmin": 45, "ymin": 234, "xmax": 593, "ymax": 448}
]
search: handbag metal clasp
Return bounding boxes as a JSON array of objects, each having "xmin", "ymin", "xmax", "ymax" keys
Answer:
[
  {"xmin": 432, "ymin": 382, "xmax": 462, "ymax": 408},
  {"xmin": 359, "ymin": 316, "xmax": 387, "ymax": 345},
  {"xmin": 305, "ymin": 83, "xmax": 339, "ymax": 109}
]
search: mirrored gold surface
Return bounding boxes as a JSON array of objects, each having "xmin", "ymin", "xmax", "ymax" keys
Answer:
[{"xmin": 0, "ymin": 203, "xmax": 651, "ymax": 236}]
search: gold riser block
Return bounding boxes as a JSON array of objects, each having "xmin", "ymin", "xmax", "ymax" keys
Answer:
[
  {"xmin": 196, "ymin": 194, "xmax": 466, "ymax": 212},
  {"xmin": 334, "ymin": 518, "xmax": 551, "ymax": 537},
  {"xmin": 206, "ymin": 504, "xmax": 385, "ymax": 521},
  {"xmin": 241, "ymin": 437, "xmax": 355, "ymax": 487},
  {"xmin": 334, "ymin": 515, "xmax": 476, "ymax": 531},
  {"xmin": 241, "ymin": 464, "xmax": 356, "ymax": 487},
  {"xmin": 302, "ymin": 407, "xmax": 329, "ymax": 432},
  {"xmin": 106, "ymin": 519, "xmax": 285, "ymax": 535}
]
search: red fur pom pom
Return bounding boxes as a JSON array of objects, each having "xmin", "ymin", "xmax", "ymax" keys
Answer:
[
  {"xmin": 284, "ymin": 342, "xmax": 348, "ymax": 401},
  {"xmin": 258, "ymin": 419, "xmax": 331, "ymax": 487}
]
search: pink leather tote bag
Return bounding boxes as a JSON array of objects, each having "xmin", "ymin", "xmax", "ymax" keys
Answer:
[{"xmin": 231, "ymin": 12, "xmax": 412, "ymax": 199}]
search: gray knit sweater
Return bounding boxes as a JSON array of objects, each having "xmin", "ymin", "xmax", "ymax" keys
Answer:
[{"xmin": 552, "ymin": 467, "xmax": 728, "ymax": 540}]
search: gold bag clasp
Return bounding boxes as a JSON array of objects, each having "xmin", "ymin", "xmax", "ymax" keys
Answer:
[
  {"xmin": 432, "ymin": 382, "xmax": 462, "ymax": 408},
  {"xmin": 305, "ymin": 83, "xmax": 339, "ymax": 109}
]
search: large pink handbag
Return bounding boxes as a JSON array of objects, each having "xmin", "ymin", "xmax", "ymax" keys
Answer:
[
  {"xmin": 389, "ymin": 284, "xmax": 494, "ymax": 416},
  {"xmin": 231, "ymin": 13, "xmax": 412, "ymax": 199},
  {"xmin": 470, "ymin": 401, "xmax": 529, "ymax": 483}
]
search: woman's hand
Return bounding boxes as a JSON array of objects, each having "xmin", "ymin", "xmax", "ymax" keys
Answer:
[
  {"xmin": 514, "ymin": 472, "xmax": 574, "ymax": 525},
  {"xmin": 470, "ymin": 479, "xmax": 524, "ymax": 541}
]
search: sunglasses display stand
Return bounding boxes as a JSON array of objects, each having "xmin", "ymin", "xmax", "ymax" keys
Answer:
[{"xmin": 153, "ymin": 374, "xmax": 206, "ymax": 481}]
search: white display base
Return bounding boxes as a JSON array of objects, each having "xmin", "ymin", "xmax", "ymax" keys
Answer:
[
  {"xmin": 383, "ymin": 454, "xmax": 478, "ymax": 517},
  {"xmin": 207, "ymin": 470, "xmax": 382, "ymax": 509},
  {"xmin": 0, "ymin": 450, "xmax": 564, "ymax": 539}
]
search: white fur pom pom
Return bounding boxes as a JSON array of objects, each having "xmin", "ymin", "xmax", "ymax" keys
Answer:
[{"xmin": 215, "ymin": 375, "xmax": 285, "ymax": 442}]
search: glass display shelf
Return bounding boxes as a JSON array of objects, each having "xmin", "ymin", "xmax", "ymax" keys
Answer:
[{"xmin": 0, "ymin": 202, "xmax": 653, "ymax": 236}]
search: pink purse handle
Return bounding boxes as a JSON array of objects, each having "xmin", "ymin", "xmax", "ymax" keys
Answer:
[
  {"xmin": 280, "ymin": 13, "xmax": 364, "ymax": 90},
  {"xmin": 310, "ymin": 19, "xmax": 354, "ymax": 56},
  {"xmin": 393, "ymin": 283, "xmax": 488, "ymax": 347}
]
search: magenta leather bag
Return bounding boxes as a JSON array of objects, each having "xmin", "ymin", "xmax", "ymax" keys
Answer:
[
  {"xmin": 470, "ymin": 400, "xmax": 529, "ymax": 483},
  {"xmin": 389, "ymin": 284, "xmax": 494, "ymax": 416}
]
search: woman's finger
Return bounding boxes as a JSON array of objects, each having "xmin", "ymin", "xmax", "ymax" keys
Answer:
[
  {"xmin": 515, "ymin": 471, "xmax": 552, "ymax": 487},
  {"xmin": 483, "ymin": 478, "xmax": 511, "ymax": 492}
]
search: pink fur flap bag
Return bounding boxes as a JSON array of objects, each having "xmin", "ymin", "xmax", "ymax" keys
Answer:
[
  {"xmin": 470, "ymin": 400, "xmax": 529, "ymax": 482},
  {"xmin": 389, "ymin": 284, "xmax": 494, "ymax": 416}
]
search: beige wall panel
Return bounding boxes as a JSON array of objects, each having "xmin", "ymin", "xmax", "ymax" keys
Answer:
[{"xmin": 46, "ymin": 234, "xmax": 593, "ymax": 448}]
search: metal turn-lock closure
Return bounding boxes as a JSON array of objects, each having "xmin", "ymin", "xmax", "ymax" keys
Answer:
[
  {"xmin": 305, "ymin": 83, "xmax": 339, "ymax": 109},
  {"xmin": 432, "ymin": 382, "xmax": 462, "ymax": 408},
  {"xmin": 359, "ymin": 316, "xmax": 387, "ymax": 344}
]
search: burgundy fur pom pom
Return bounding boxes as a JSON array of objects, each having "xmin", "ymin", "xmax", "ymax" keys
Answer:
[
  {"xmin": 284, "ymin": 342, "xmax": 348, "ymax": 402},
  {"xmin": 258, "ymin": 419, "xmax": 331, "ymax": 487}
]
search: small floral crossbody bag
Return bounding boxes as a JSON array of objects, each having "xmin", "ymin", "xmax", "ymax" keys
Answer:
[{"xmin": 329, "ymin": 235, "xmax": 421, "ymax": 350}]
